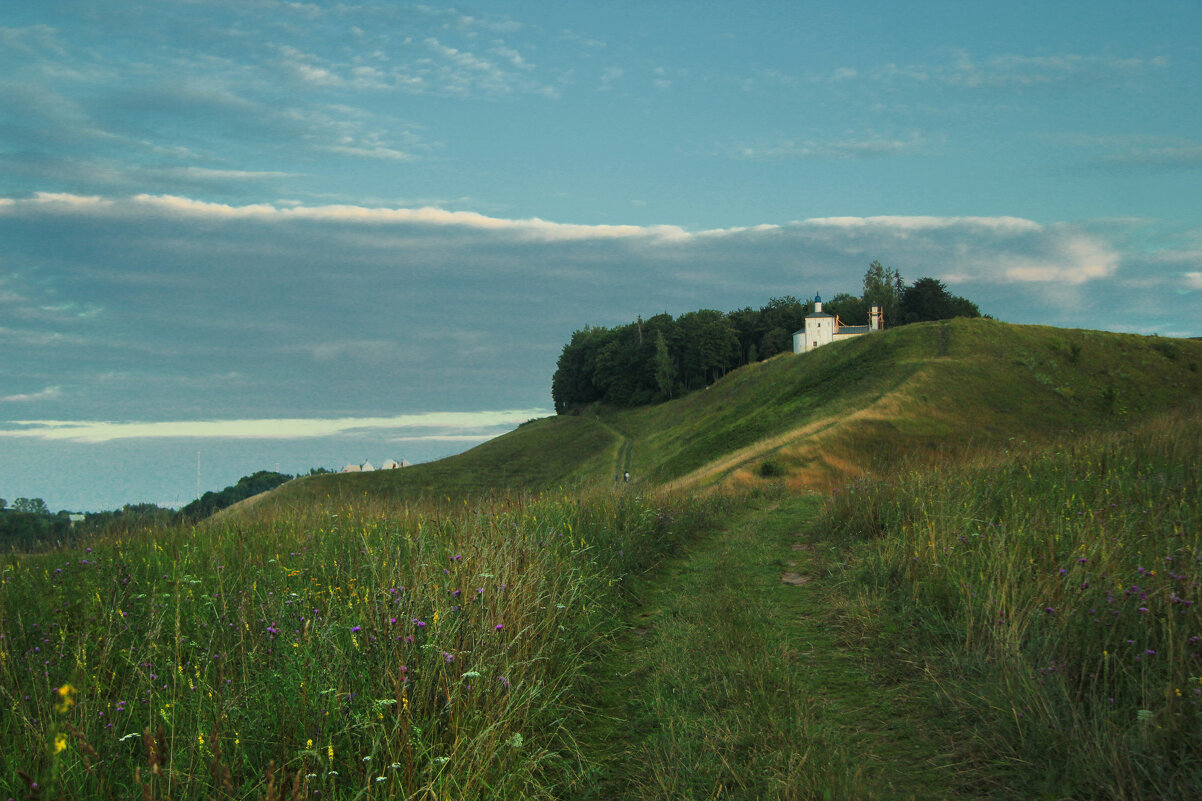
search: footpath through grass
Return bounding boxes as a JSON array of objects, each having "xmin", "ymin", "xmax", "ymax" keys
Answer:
[{"xmin": 569, "ymin": 493, "xmax": 965, "ymax": 800}]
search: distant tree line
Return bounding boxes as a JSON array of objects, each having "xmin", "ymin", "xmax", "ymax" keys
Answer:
[
  {"xmin": 176, "ymin": 470, "xmax": 294, "ymax": 522},
  {"xmin": 1, "ymin": 467, "xmax": 334, "ymax": 551},
  {"xmin": 0, "ymin": 497, "xmax": 73, "ymax": 551},
  {"xmin": 551, "ymin": 261, "xmax": 980, "ymax": 413}
]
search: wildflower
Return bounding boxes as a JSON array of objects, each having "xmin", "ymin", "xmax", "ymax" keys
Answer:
[
  {"xmin": 56, "ymin": 684, "xmax": 76, "ymax": 713},
  {"xmin": 495, "ymin": 623, "xmax": 504, "ymax": 631},
  {"xmin": 306, "ymin": 738, "xmax": 313, "ymax": 749},
  {"xmin": 54, "ymin": 733, "xmax": 67, "ymax": 754}
]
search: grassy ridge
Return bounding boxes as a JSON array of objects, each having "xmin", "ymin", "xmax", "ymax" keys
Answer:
[
  {"xmin": 234, "ymin": 415, "xmax": 621, "ymax": 519},
  {"xmin": 609, "ymin": 319, "xmax": 1202, "ymax": 491},
  {"xmin": 820, "ymin": 408, "xmax": 1202, "ymax": 798},
  {"xmin": 246, "ymin": 320, "xmax": 1202, "ymax": 517},
  {"xmin": 0, "ymin": 489, "xmax": 736, "ymax": 799}
]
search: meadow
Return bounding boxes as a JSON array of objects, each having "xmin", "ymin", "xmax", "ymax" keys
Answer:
[
  {"xmin": 820, "ymin": 408, "xmax": 1201, "ymax": 799},
  {"xmin": 0, "ymin": 489, "xmax": 734, "ymax": 799},
  {"xmin": 5, "ymin": 320, "xmax": 1201, "ymax": 799}
]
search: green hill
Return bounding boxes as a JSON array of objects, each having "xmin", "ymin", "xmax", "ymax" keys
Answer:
[{"xmin": 236, "ymin": 318, "xmax": 1202, "ymax": 518}]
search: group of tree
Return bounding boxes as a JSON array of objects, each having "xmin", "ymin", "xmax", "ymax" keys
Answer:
[
  {"xmin": 176, "ymin": 470, "xmax": 294, "ymax": 522},
  {"xmin": 551, "ymin": 261, "xmax": 980, "ymax": 413},
  {"xmin": 1, "ymin": 467, "xmax": 338, "ymax": 550},
  {"xmin": 0, "ymin": 497, "xmax": 74, "ymax": 551}
]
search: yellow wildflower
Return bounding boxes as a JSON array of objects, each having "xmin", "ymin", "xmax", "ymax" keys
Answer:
[
  {"xmin": 54, "ymin": 733, "xmax": 68, "ymax": 754},
  {"xmin": 56, "ymin": 684, "xmax": 76, "ymax": 713}
]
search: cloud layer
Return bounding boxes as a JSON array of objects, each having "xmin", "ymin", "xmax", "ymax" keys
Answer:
[{"xmin": 0, "ymin": 409, "xmax": 549, "ymax": 443}]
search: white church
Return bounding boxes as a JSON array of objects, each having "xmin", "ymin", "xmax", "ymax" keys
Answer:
[{"xmin": 793, "ymin": 294, "xmax": 883, "ymax": 353}]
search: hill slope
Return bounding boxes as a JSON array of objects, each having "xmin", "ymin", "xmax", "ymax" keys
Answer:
[{"xmin": 236, "ymin": 319, "xmax": 1202, "ymax": 517}]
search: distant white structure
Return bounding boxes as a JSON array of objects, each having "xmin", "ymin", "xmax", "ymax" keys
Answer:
[
  {"xmin": 793, "ymin": 293, "xmax": 883, "ymax": 353},
  {"xmin": 342, "ymin": 458, "xmax": 408, "ymax": 473}
]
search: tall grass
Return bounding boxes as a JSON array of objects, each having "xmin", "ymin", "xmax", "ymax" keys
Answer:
[
  {"xmin": 0, "ymin": 488, "xmax": 733, "ymax": 799},
  {"xmin": 820, "ymin": 409, "xmax": 1202, "ymax": 799}
]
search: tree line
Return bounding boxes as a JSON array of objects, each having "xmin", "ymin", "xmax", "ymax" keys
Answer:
[
  {"xmin": 1, "ymin": 468, "xmax": 333, "ymax": 551},
  {"xmin": 551, "ymin": 262, "xmax": 980, "ymax": 413}
]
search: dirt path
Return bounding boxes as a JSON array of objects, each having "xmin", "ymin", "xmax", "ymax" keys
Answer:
[
  {"xmin": 594, "ymin": 416, "xmax": 634, "ymax": 481},
  {"xmin": 568, "ymin": 495, "xmax": 968, "ymax": 801}
]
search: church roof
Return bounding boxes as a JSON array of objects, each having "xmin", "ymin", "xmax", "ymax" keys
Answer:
[{"xmin": 806, "ymin": 310, "xmax": 833, "ymax": 319}]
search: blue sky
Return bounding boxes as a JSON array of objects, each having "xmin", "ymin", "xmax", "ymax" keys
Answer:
[{"xmin": 2, "ymin": 1, "xmax": 1200, "ymax": 511}]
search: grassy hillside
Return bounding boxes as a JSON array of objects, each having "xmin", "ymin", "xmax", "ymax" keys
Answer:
[
  {"xmin": 242, "ymin": 319, "xmax": 1202, "ymax": 519},
  {"xmin": 8, "ymin": 319, "xmax": 1201, "ymax": 800}
]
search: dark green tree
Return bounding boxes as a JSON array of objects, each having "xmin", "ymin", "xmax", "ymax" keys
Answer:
[
  {"xmin": 12, "ymin": 498, "xmax": 49, "ymax": 515},
  {"xmin": 862, "ymin": 260, "xmax": 904, "ymax": 325},
  {"xmin": 653, "ymin": 330, "xmax": 677, "ymax": 400},
  {"xmin": 824, "ymin": 292, "xmax": 868, "ymax": 326},
  {"xmin": 898, "ymin": 277, "xmax": 981, "ymax": 324}
]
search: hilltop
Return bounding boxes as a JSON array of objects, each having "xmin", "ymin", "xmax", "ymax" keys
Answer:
[{"xmin": 234, "ymin": 318, "xmax": 1202, "ymax": 518}]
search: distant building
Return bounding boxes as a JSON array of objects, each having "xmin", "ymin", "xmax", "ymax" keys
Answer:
[
  {"xmin": 793, "ymin": 293, "xmax": 883, "ymax": 353},
  {"xmin": 342, "ymin": 458, "xmax": 408, "ymax": 473}
]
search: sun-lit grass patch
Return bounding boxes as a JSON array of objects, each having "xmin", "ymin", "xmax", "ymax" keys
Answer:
[{"xmin": 0, "ymin": 489, "xmax": 734, "ymax": 798}]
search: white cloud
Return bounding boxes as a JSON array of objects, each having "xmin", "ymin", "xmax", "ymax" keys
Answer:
[
  {"xmin": 0, "ymin": 386, "xmax": 61, "ymax": 403},
  {"xmin": 1184, "ymin": 272, "xmax": 1202, "ymax": 291},
  {"xmin": 735, "ymin": 132, "xmax": 924, "ymax": 161},
  {"xmin": 801, "ymin": 215, "xmax": 1040, "ymax": 234},
  {"xmin": 0, "ymin": 409, "xmax": 551, "ymax": 443},
  {"xmin": 0, "ymin": 192, "xmax": 695, "ymax": 243},
  {"xmin": 870, "ymin": 50, "xmax": 1169, "ymax": 91}
]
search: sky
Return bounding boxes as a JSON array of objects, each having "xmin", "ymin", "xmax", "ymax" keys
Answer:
[{"xmin": 2, "ymin": 0, "xmax": 1201, "ymax": 511}]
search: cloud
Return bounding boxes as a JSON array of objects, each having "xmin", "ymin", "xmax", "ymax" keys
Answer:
[
  {"xmin": 1185, "ymin": 272, "xmax": 1202, "ymax": 291},
  {"xmin": 871, "ymin": 50, "xmax": 1168, "ymax": 90},
  {"xmin": 1098, "ymin": 142, "xmax": 1202, "ymax": 169},
  {"xmin": 0, "ymin": 24, "xmax": 67, "ymax": 58},
  {"xmin": 0, "ymin": 409, "xmax": 551, "ymax": 443},
  {"xmin": 794, "ymin": 216, "xmax": 1118, "ymax": 286},
  {"xmin": 0, "ymin": 386, "xmax": 61, "ymax": 403},
  {"xmin": 734, "ymin": 132, "xmax": 924, "ymax": 161},
  {"xmin": 0, "ymin": 192, "xmax": 694, "ymax": 243}
]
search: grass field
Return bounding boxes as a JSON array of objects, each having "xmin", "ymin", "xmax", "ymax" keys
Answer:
[
  {"xmin": 1, "ymin": 490, "xmax": 737, "ymax": 799},
  {"xmin": 819, "ymin": 407, "xmax": 1202, "ymax": 799},
  {"xmin": 4, "ymin": 319, "xmax": 1200, "ymax": 799}
]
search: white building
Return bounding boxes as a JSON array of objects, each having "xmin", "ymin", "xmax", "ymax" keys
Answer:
[
  {"xmin": 342, "ymin": 458, "xmax": 408, "ymax": 472},
  {"xmin": 793, "ymin": 294, "xmax": 883, "ymax": 353}
]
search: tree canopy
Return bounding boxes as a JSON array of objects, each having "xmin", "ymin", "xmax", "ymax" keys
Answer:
[{"xmin": 551, "ymin": 261, "xmax": 982, "ymax": 413}]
